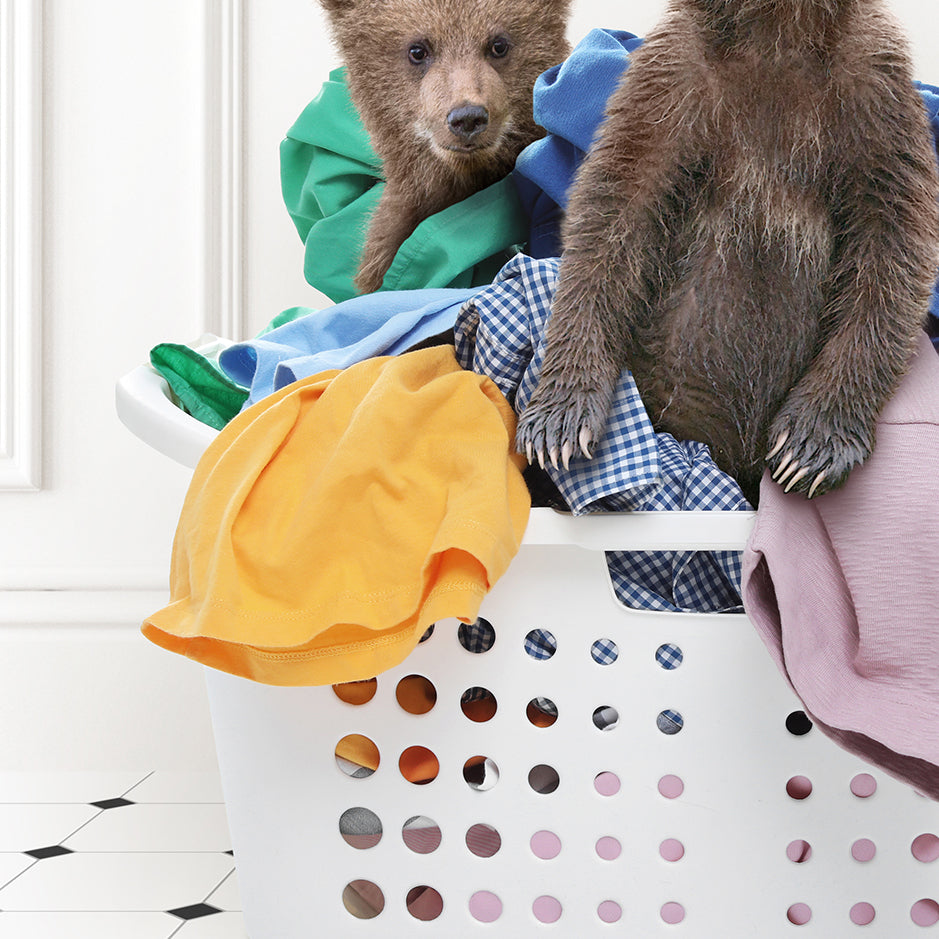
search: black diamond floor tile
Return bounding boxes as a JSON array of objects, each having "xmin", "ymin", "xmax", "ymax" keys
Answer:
[
  {"xmin": 24, "ymin": 845, "xmax": 74, "ymax": 860},
  {"xmin": 167, "ymin": 902, "xmax": 223, "ymax": 921},
  {"xmin": 90, "ymin": 797, "xmax": 135, "ymax": 809}
]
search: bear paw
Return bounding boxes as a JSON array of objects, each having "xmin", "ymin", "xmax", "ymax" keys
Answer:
[
  {"xmin": 765, "ymin": 407, "xmax": 872, "ymax": 499},
  {"xmin": 515, "ymin": 380, "xmax": 612, "ymax": 470}
]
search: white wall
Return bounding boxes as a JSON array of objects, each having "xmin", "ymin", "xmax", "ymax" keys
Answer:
[{"xmin": 0, "ymin": 0, "xmax": 936, "ymax": 770}]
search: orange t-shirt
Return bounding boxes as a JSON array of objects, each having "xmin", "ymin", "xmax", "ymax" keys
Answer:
[{"xmin": 143, "ymin": 347, "xmax": 530, "ymax": 685}]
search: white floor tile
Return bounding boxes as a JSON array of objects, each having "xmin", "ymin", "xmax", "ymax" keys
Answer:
[
  {"xmin": 125, "ymin": 771, "xmax": 225, "ymax": 804},
  {"xmin": 0, "ymin": 772, "xmax": 150, "ymax": 804},
  {"xmin": 0, "ymin": 851, "xmax": 235, "ymax": 912},
  {"xmin": 174, "ymin": 912, "xmax": 248, "ymax": 938},
  {"xmin": 64, "ymin": 803, "xmax": 232, "ymax": 853},
  {"xmin": 0, "ymin": 804, "xmax": 99, "ymax": 852},
  {"xmin": 0, "ymin": 856, "xmax": 34, "ymax": 890},
  {"xmin": 205, "ymin": 868, "xmax": 240, "ymax": 911},
  {"xmin": 0, "ymin": 911, "xmax": 176, "ymax": 939}
]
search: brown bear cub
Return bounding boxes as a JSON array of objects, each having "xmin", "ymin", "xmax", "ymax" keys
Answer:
[
  {"xmin": 516, "ymin": 0, "xmax": 939, "ymax": 504},
  {"xmin": 316, "ymin": 0, "xmax": 571, "ymax": 295}
]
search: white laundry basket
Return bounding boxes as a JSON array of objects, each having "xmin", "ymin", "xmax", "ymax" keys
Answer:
[{"xmin": 118, "ymin": 363, "xmax": 939, "ymax": 937}]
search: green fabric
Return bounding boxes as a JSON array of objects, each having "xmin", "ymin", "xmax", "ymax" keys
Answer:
[
  {"xmin": 280, "ymin": 67, "xmax": 529, "ymax": 302},
  {"xmin": 150, "ymin": 343, "xmax": 249, "ymax": 431}
]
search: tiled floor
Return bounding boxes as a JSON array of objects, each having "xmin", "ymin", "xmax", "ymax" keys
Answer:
[{"xmin": 0, "ymin": 771, "xmax": 246, "ymax": 938}]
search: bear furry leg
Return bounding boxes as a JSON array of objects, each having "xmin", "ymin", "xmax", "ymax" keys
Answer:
[
  {"xmin": 765, "ymin": 95, "xmax": 939, "ymax": 498},
  {"xmin": 515, "ymin": 53, "xmax": 703, "ymax": 470},
  {"xmin": 354, "ymin": 184, "xmax": 424, "ymax": 295}
]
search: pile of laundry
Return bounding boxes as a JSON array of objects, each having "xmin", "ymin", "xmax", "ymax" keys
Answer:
[{"xmin": 143, "ymin": 28, "xmax": 939, "ymax": 798}]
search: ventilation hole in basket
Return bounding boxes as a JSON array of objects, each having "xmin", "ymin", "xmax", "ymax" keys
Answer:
[
  {"xmin": 469, "ymin": 891, "xmax": 503, "ymax": 923},
  {"xmin": 851, "ymin": 838, "xmax": 876, "ymax": 863},
  {"xmin": 402, "ymin": 816, "xmax": 442, "ymax": 854},
  {"xmin": 785, "ymin": 710, "xmax": 813, "ymax": 736},
  {"xmin": 533, "ymin": 896, "xmax": 563, "ymax": 924},
  {"xmin": 657, "ymin": 710, "xmax": 684, "ymax": 735},
  {"xmin": 655, "ymin": 643, "xmax": 683, "ymax": 669},
  {"xmin": 461, "ymin": 687, "xmax": 497, "ymax": 722},
  {"xmin": 528, "ymin": 764, "xmax": 560, "ymax": 794},
  {"xmin": 524, "ymin": 628, "xmax": 557, "ymax": 660},
  {"xmin": 912, "ymin": 834, "xmax": 939, "ymax": 863},
  {"xmin": 850, "ymin": 773, "xmax": 877, "ymax": 798},
  {"xmin": 395, "ymin": 675, "xmax": 437, "ymax": 715},
  {"xmin": 342, "ymin": 880, "xmax": 385, "ymax": 919},
  {"xmin": 911, "ymin": 899, "xmax": 939, "ymax": 927},
  {"xmin": 661, "ymin": 902, "xmax": 686, "ymax": 924},
  {"xmin": 595, "ymin": 772, "xmax": 621, "ymax": 797},
  {"xmin": 335, "ymin": 735, "xmax": 380, "ymax": 779},
  {"xmin": 786, "ymin": 775, "xmax": 813, "ymax": 800},
  {"xmin": 598, "ymin": 901, "xmax": 622, "ymax": 923},
  {"xmin": 527, "ymin": 697, "xmax": 558, "ymax": 728},
  {"xmin": 339, "ymin": 808, "xmax": 383, "ymax": 849},
  {"xmin": 332, "ymin": 679, "xmax": 378, "ymax": 706},
  {"xmin": 850, "ymin": 902, "xmax": 876, "ymax": 926},
  {"xmin": 660, "ymin": 838, "xmax": 685, "ymax": 862},
  {"xmin": 658, "ymin": 774, "xmax": 684, "ymax": 799},
  {"xmin": 458, "ymin": 618, "xmax": 495, "ymax": 653},
  {"xmin": 530, "ymin": 830, "xmax": 562, "ymax": 860},
  {"xmin": 786, "ymin": 839, "xmax": 812, "ymax": 863},
  {"xmin": 466, "ymin": 823, "xmax": 501, "ymax": 858},
  {"xmin": 406, "ymin": 885, "xmax": 443, "ymax": 921},
  {"xmin": 787, "ymin": 903, "xmax": 812, "ymax": 926},
  {"xmin": 419, "ymin": 623, "xmax": 435, "ymax": 643},
  {"xmin": 593, "ymin": 705, "xmax": 620, "ymax": 731},
  {"xmin": 591, "ymin": 638, "xmax": 619, "ymax": 665},
  {"xmin": 463, "ymin": 755, "xmax": 500, "ymax": 791},
  {"xmin": 399, "ymin": 746, "xmax": 439, "ymax": 785},
  {"xmin": 596, "ymin": 836, "xmax": 622, "ymax": 861}
]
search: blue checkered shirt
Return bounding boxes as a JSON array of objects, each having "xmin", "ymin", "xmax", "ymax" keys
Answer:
[{"xmin": 455, "ymin": 254, "xmax": 751, "ymax": 614}]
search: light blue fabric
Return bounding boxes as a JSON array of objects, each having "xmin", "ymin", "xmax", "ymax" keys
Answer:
[{"xmin": 219, "ymin": 288, "xmax": 475, "ymax": 408}]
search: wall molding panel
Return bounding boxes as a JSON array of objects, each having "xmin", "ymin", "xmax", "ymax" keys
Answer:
[
  {"xmin": 0, "ymin": 0, "xmax": 42, "ymax": 491},
  {"xmin": 203, "ymin": 0, "xmax": 246, "ymax": 340}
]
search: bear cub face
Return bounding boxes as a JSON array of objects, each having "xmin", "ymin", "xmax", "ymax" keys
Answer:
[{"xmin": 317, "ymin": 0, "xmax": 570, "ymax": 293}]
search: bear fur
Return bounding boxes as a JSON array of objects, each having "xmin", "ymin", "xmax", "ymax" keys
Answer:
[
  {"xmin": 316, "ymin": 0, "xmax": 571, "ymax": 294},
  {"xmin": 515, "ymin": 0, "xmax": 939, "ymax": 505}
]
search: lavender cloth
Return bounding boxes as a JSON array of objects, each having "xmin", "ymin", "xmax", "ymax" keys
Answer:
[{"xmin": 742, "ymin": 333, "xmax": 939, "ymax": 799}]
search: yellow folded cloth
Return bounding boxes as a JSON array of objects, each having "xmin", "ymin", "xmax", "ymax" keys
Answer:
[{"xmin": 142, "ymin": 347, "xmax": 530, "ymax": 685}]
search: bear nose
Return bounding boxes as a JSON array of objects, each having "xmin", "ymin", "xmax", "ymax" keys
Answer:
[{"xmin": 447, "ymin": 105, "xmax": 489, "ymax": 142}]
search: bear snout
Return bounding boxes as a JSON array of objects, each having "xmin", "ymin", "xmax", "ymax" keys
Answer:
[{"xmin": 447, "ymin": 104, "xmax": 490, "ymax": 143}]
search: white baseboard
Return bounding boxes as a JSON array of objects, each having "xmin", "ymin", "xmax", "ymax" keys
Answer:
[
  {"xmin": 0, "ymin": 589, "xmax": 170, "ymax": 627},
  {"xmin": 0, "ymin": 615, "xmax": 219, "ymax": 772}
]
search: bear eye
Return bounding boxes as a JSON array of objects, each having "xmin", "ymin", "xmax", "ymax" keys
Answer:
[
  {"xmin": 408, "ymin": 42, "xmax": 430, "ymax": 65},
  {"xmin": 488, "ymin": 37, "xmax": 510, "ymax": 58}
]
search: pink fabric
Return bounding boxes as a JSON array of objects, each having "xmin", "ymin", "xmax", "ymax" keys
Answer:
[{"xmin": 742, "ymin": 333, "xmax": 939, "ymax": 800}]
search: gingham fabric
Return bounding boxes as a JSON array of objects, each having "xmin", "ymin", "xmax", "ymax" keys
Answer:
[
  {"xmin": 455, "ymin": 254, "xmax": 752, "ymax": 614},
  {"xmin": 523, "ymin": 628, "xmax": 558, "ymax": 660},
  {"xmin": 655, "ymin": 643, "xmax": 684, "ymax": 670},
  {"xmin": 590, "ymin": 639, "xmax": 620, "ymax": 665}
]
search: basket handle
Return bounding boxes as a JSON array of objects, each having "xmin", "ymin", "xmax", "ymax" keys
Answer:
[{"xmin": 523, "ymin": 507, "xmax": 755, "ymax": 553}]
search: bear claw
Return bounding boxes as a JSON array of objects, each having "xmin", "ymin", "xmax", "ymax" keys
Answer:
[
  {"xmin": 783, "ymin": 467, "xmax": 808, "ymax": 493},
  {"xmin": 766, "ymin": 431, "xmax": 789, "ymax": 460},
  {"xmin": 806, "ymin": 471, "xmax": 826, "ymax": 499}
]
